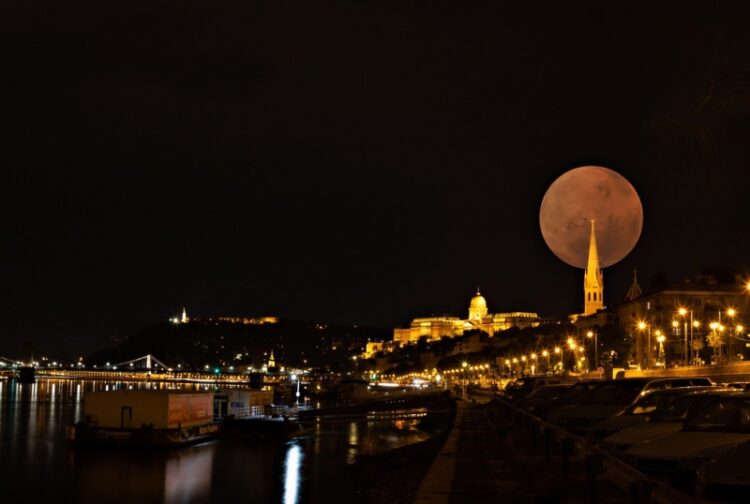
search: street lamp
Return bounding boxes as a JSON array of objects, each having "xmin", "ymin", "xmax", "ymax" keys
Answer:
[
  {"xmin": 586, "ymin": 330, "xmax": 598, "ymax": 369},
  {"xmin": 709, "ymin": 321, "xmax": 722, "ymax": 361},
  {"xmin": 461, "ymin": 361, "xmax": 468, "ymax": 399},
  {"xmin": 727, "ymin": 308, "xmax": 737, "ymax": 362},
  {"xmin": 637, "ymin": 320, "xmax": 652, "ymax": 370},
  {"xmin": 554, "ymin": 346, "xmax": 562, "ymax": 373},
  {"xmin": 678, "ymin": 307, "xmax": 693, "ymax": 367},
  {"xmin": 542, "ymin": 350, "xmax": 549, "ymax": 374},
  {"xmin": 290, "ymin": 373, "xmax": 301, "ymax": 404}
]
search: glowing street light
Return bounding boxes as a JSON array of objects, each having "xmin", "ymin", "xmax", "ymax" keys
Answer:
[
  {"xmin": 727, "ymin": 308, "xmax": 738, "ymax": 361},
  {"xmin": 637, "ymin": 320, "xmax": 652, "ymax": 369},
  {"xmin": 586, "ymin": 330, "xmax": 598, "ymax": 369},
  {"xmin": 677, "ymin": 307, "xmax": 693, "ymax": 366}
]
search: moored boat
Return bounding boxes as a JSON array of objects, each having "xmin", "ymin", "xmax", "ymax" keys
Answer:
[{"xmin": 68, "ymin": 389, "xmax": 219, "ymax": 447}]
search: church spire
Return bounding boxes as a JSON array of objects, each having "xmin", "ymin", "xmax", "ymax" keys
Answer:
[
  {"xmin": 584, "ymin": 220, "xmax": 604, "ymax": 315},
  {"xmin": 624, "ymin": 267, "xmax": 642, "ymax": 301},
  {"xmin": 586, "ymin": 220, "xmax": 600, "ymax": 279}
]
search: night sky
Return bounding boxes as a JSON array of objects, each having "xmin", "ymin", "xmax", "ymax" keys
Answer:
[{"xmin": 4, "ymin": 1, "xmax": 750, "ymax": 358}]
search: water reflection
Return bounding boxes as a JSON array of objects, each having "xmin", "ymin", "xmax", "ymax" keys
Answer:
[
  {"xmin": 347, "ymin": 422, "xmax": 359, "ymax": 464},
  {"xmin": 283, "ymin": 443, "xmax": 302, "ymax": 504},
  {"xmin": 164, "ymin": 445, "xmax": 214, "ymax": 502},
  {"xmin": 0, "ymin": 378, "xmax": 449, "ymax": 503}
]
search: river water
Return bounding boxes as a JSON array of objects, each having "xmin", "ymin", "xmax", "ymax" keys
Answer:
[{"xmin": 0, "ymin": 378, "xmax": 449, "ymax": 503}]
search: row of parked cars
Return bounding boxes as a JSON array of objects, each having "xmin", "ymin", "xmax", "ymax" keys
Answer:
[{"xmin": 500, "ymin": 375, "xmax": 750, "ymax": 501}]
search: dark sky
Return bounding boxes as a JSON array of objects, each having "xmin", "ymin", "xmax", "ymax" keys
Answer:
[{"xmin": 4, "ymin": 1, "xmax": 750, "ymax": 358}]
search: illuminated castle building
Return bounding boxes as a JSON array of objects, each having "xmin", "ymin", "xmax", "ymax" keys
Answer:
[{"xmin": 393, "ymin": 289, "xmax": 540, "ymax": 345}]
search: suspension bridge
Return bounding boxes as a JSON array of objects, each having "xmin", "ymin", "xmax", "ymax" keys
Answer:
[{"xmin": 0, "ymin": 354, "xmax": 276, "ymax": 385}]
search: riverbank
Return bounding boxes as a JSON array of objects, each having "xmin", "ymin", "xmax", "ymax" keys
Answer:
[{"xmin": 350, "ymin": 402, "xmax": 456, "ymax": 504}]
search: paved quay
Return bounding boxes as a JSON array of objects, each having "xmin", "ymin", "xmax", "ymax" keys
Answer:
[{"xmin": 414, "ymin": 399, "xmax": 631, "ymax": 504}]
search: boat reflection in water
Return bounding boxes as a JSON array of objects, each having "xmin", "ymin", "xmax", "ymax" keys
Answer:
[
  {"xmin": 0, "ymin": 378, "xmax": 451, "ymax": 503},
  {"xmin": 164, "ymin": 445, "xmax": 214, "ymax": 502}
]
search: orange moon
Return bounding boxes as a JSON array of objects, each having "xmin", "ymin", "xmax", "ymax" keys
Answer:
[{"xmin": 539, "ymin": 166, "xmax": 643, "ymax": 269}]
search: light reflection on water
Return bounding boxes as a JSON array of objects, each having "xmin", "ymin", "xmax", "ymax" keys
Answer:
[
  {"xmin": 0, "ymin": 378, "xmax": 449, "ymax": 503},
  {"xmin": 283, "ymin": 443, "xmax": 302, "ymax": 504}
]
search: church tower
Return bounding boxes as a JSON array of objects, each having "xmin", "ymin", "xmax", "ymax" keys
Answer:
[{"xmin": 583, "ymin": 220, "xmax": 604, "ymax": 316}]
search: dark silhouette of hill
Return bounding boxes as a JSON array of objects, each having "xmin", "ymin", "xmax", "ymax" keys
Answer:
[{"xmin": 88, "ymin": 319, "xmax": 389, "ymax": 370}]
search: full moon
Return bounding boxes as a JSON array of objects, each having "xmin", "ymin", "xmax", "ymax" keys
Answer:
[{"xmin": 539, "ymin": 166, "xmax": 643, "ymax": 269}]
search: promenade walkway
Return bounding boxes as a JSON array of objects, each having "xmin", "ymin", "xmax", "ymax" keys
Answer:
[{"xmin": 414, "ymin": 400, "xmax": 630, "ymax": 504}]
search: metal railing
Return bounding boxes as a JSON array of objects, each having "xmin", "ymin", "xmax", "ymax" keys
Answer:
[{"xmin": 495, "ymin": 398, "xmax": 696, "ymax": 504}]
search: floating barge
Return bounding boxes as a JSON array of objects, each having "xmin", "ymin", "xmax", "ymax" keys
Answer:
[{"xmin": 68, "ymin": 389, "xmax": 219, "ymax": 447}]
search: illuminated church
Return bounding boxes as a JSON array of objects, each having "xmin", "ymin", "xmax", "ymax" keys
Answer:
[
  {"xmin": 570, "ymin": 220, "xmax": 606, "ymax": 323},
  {"xmin": 393, "ymin": 289, "xmax": 540, "ymax": 345},
  {"xmin": 584, "ymin": 220, "xmax": 604, "ymax": 316}
]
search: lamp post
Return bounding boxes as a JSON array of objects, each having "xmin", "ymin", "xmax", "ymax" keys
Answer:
[
  {"xmin": 727, "ymin": 308, "xmax": 737, "ymax": 362},
  {"xmin": 738, "ymin": 325, "xmax": 745, "ymax": 361},
  {"xmin": 692, "ymin": 320, "xmax": 701, "ymax": 364},
  {"xmin": 586, "ymin": 330, "xmax": 598, "ymax": 369},
  {"xmin": 542, "ymin": 350, "xmax": 549, "ymax": 375},
  {"xmin": 291, "ymin": 373, "xmax": 301, "ymax": 405},
  {"xmin": 678, "ymin": 308, "xmax": 691, "ymax": 367},
  {"xmin": 637, "ymin": 321, "xmax": 652, "ymax": 370},
  {"xmin": 461, "ymin": 361, "xmax": 468, "ymax": 399},
  {"xmin": 567, "ymin": 338, "xmax": 577, "ymax": 371},
  {"xmin": 554, "ymin": 347, "xmax": 562, "ymax": 374}
]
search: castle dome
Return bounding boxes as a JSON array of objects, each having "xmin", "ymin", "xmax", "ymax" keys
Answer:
[
  {"xmin": 468, "ymin": 289, "xmax": 489, "ymax": 321},
  {"xmin": 470, "ymin": 291, "xmax": 487, "ymax": 311}
]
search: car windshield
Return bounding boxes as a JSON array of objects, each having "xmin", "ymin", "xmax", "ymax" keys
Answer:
[
  {"xmin": 684, "ymin": 398, "xmax": 750, "ymax": 433},
  {"xmin": 509, "ymin": 379, "xmax": 528, "ymax": 390},
  {"xmin": 650, "ymin": 395, "xmax": 701, "ymax": 422},
  {"xmin": 627, "ymin": 393, "xmax": 665, "ymax": 415},
  {"xmin": 584, "ymin": 381, "xmax": 646, "ymax": 405},
  {"xmin": 528, "ymin": 385, "xmax": 571, "ymax": 400}
]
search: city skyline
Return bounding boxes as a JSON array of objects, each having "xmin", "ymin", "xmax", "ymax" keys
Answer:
[{"xmin": 4, "ymin": 2, "xmax": 750, "ymax": 358}]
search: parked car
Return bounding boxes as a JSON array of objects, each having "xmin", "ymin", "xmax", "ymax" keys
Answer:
[
  {"xmin": 724, "ymin": 382, "xmax": 750, "ymax": 392},
  {"xmin": 697, "ymin": 438, "xmax": 750, "ymax": 502},
  {"xmin": 598, "ymin": 388, "xmax": 737, "ymax": 455},
  {"xmin": 548, "ymin": 377, "xmax": 713, "ymax": 436},
  {"xmin": 625, "ymin": 393, "xmax": 750, "ymax": 493},
  {"xmin": 517, "ymin": 383, "xmax": 576, "ymax": 415},
  {"xmin": 502, "ymin": 376, "xmax": 575, "ymax": 404},
  {"xmin": 521, "ymin": 380, "xmax": 603, "ymax": 419},
  {"xmin": 591, "ymin": 385, "xmax": 727, "ymax": 441}
]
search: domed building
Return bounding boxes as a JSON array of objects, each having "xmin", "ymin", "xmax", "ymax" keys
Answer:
[
  {"xmin": 468, "ymin": 290, "xmax": 488, "ymax": 322},
  {"xmin": 393, "ymin": 289, "xmax": 540, "ymax": 345}
]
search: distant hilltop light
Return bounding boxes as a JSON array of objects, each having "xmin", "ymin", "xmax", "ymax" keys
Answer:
[
  {"xmin": 170, "ymin": 312, "xmax": 280, "ymax": 325},
  {"xmin": 170, "ymin": 307, "xmax": 190, "ymax": 324}
]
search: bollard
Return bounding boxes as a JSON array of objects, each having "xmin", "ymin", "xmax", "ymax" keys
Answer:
[
  {"xmin": 561, "ymin": 437, "xmax": 574, "ymax": 475},
  {"xmin": 585, "ymin": 453, "xmax": 603, "ymax": 504}
]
